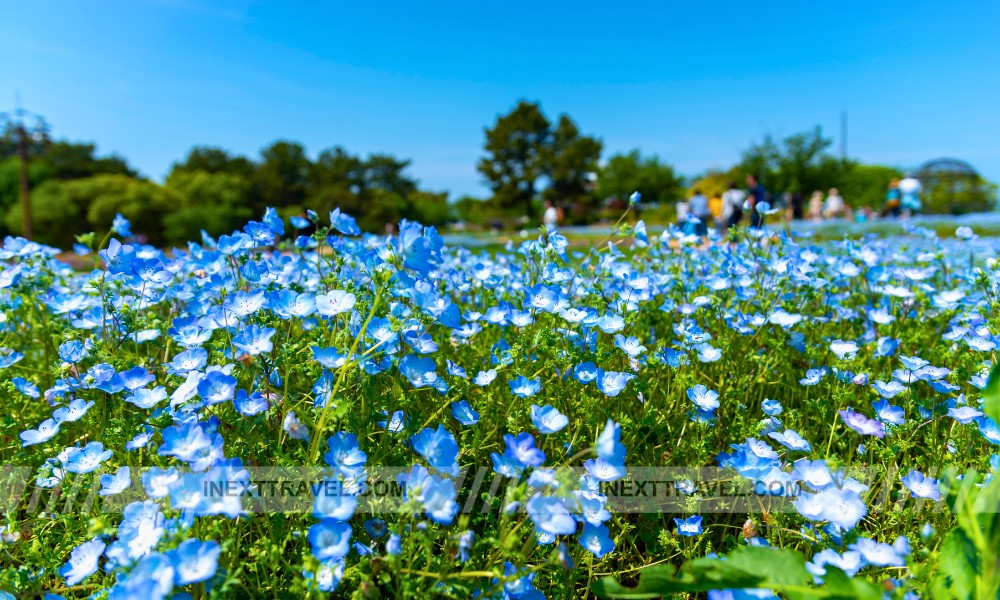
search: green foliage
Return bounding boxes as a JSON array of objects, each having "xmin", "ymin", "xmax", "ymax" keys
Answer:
[
  {"xmin": 542, "ymin": 115, "xmax": 603, "ymax": 213},
  {"xmin": 598, "ymin": 150, "xmax": 684, "ymax": 206},
  {"xmin": 930, "ymin": 470, "xmax": 1000, "ymax": 599},
  {"xmin": 162, "ymin": 170, "xmax": 255, "ymax": 243},
  {"xmin": 592, "ymin": 547, "xmax": 883, "ymax": 599},
  {"xmin": 922, "ymin": 175, "xmax": 997, "ymax": 215},
  {"xmin": 478, "ymin": 101, "xmax": 552, "ymax": 219}
]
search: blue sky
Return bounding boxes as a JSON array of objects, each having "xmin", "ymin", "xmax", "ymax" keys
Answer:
[{"xmin": 3, "ymin": 1, "xmax": 999, "ymax": 198}]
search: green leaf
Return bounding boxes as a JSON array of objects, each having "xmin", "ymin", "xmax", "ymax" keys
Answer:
[
  {"xmin": 931, "ymin": 529, "xmax": 979, "ymax": 600},
  {"xmin": 815, "ymin": 567, "xmax": 884, "ymax": 600},
  {"xmin": 984, "ymin": 360, "xmax": 1000, "ymax": 432}
]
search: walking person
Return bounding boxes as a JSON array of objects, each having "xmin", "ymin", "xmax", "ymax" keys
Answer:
[
  {"xmin": 687, "ymin": 189, "xmax": 711, "ymax": 237},
  {"xmin": 542, "ymin": 199, "xmax": 560, "ymax": 228},
  {"xmin": 881, "ymin": 178, "xmax": 901, "ymax": 218},
  {"xmin": 898, "ymin": 173, "xmax": 922, "ymax": 217},
  {"xmin": 808, "ymin": 191, "xmax": 824, "ymax": 222},
  {"xmin": 720, "ymin": 182, "xmax": 746, "ymax": 230},
  {"xmin": 823, "ymin": 188, "xmax": 846, "ymax": 219}
]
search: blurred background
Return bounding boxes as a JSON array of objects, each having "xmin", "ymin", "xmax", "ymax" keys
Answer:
[{"xmin": 2, "ymin": 0, "xmax": 1000, "ymax": 246}]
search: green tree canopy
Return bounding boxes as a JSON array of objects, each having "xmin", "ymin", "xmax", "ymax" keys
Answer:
[
  {"xmin": 478, "ymin": 101, "xmax": 552, "ymax": 219},
  {"xmin": 542, "ymin": 115, "xmax": 602, "ymax": 212},
  {"xmin": 597, "ymin": 150, "xmax": 684, "ymax": 206},
  {"xmin": 170, "ymin": 146, "xmax": 256, "ymax": 179}
]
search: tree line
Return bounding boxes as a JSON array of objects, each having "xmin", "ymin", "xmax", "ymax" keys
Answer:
[{"xmin": 1, "ymin": 101, "xmax": 994, "ymax": 248}]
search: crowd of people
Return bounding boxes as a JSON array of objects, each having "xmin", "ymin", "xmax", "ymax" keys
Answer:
[{"xmin": 677, "ymin": 174, "xmax": 924, "ymax": 235}]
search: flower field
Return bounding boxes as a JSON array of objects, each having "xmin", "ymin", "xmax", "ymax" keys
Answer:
[{"xmin": 1, "ymin": 208, "xmax": 999, "ymax": 599}]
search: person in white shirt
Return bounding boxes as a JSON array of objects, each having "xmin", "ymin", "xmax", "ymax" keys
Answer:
[
  {"xmin": 542, "ymin": 199, "xmax": 560, "ymax": 228},
  {"xmin": 823, "ymin": 188, "xmax": 846, "ymax": 219},
  {"xmin": 720, "ymin": 183, "xmax": 746, "ymax": 229},
  {"xmin": 898, "ymin": 175, "xmax": 922, "ymax": 216}
]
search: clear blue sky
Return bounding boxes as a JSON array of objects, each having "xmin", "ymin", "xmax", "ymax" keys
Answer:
[{"xmin": 3, "ymin": 1, "xmax": 1000, "ymax": 198}]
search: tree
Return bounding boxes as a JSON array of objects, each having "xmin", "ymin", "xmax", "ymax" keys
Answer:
[
  {"xmin": 5, "ymin": 175, "xmax": 178, "ymax": 248},
  {"xmin": 737, "ymin": 127, "xmax": 835, "ymax": 195},
  {"xmin": 43, "ymin": 140, "xmax": 135, "ymax": 180},
  {"xmin": 597, "ymin": 150, "xmax": 684, "ymax": 206},
  {"xmin": 255, "ymin": 141, "xmax": 311, "ymax": 209},
  {"xmin": 478, "ymin": 101, "xmax": 551, "ymax": 219},
  {"xmin": 163, "ymin": 170, "xmax": 254, "ymax": 243},
  {"xmin": 170, "ymin": 146, "xmax": 255, "ymax": 179},
  {"xmin": 542, "ymin": 115, "xmax": 602, "ymax": 212}
]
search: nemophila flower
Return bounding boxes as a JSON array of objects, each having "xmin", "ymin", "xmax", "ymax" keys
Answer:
[
  {"xmin": 674, "ymin": 515, "xmax": 704, "ymax": 536},
  {"xmin": 799, "ymin": 368, "xmax": 825, "ymax": 386},
  {"xmin": 472, "ymin": 369, "xmax": 497, "ymax": 387},
  {"xmin": 977, "ymin": 416, "xmax": 1000, "ymax": 445},
  {"xmin": 531, "ymin": 404, "xmax": 569, "ymax": 434},
  {"xmin": 233, "ymin": 389, "xmax": 269, "ymax": 416},
  {"xmin": 281, "ymin": 411, "xmax": 309, "ymax": 441},
  {"xmin": 379, "ymin": 409, "xmax": 407, "ymax": 433},
  {"xmin": 125, "ymin": 386, "xmax": 168, "ymax": 409},
  {"xmin": 126, "ymin": 425, "xmax": 155, "ymax": 451},
  {"xmin": 527, "ymin": 494, "xmax": 578, "ymax": 536},
  {"xmin": 159, "ymin": 421, "xmax": 225, "ymax": 471},
  {"xmin": 794, "ymin": 486, "xmax": 867, "ymax": 530},
  {"xmin": 695, "ymin": 343, "xmax": 722, "ymax": 362},
  {"xmin": 830, "ymin": 339, "xmax": 859, "ymax": 360},
  {"xmin": 329, "ymin": 208, "xmax": 361, "ymax": 235},
  {"xmin": 324, "ymin": 432, "xmax": 367, "ymax": 480},
  {"xmin": 687, "ymin": 385, "xmax": 720, "ymax": 411},
  {"xmin": 746, "ymin": 437, "xmax": 779, "ymax": 460},
  {"xmin": 948, "ymin": 405, "xmax": 983, "ymax": 424},
  {"xmin": 792, "ymin": 459, "xmax": 834, "ymax": 489},
  {"xmin": 58, "ymin": 339, "xmax": 88, "ymax": 363},
  {"xmin": 198, "ymin": 371, "xmax": 237, "ymax": 404},
  {"xmin": 574, "ymin": 362, "xmax": 600, "ymax": 384},
  {"xmin": 597, "ymin": 314, "xmax": 625, "ymax": 333},
  {"xmin": 509, "ymin": 376, "xmax": 541, "ymax": 398},
  {"xmin": 100, "ymin": 466, "xmax": 132, "ymax": 496},
  {"xmin": 169, "ymin": 347, "xmax": 208, "ymax": 375},
  {"xmin": 119, "ymin": 365, "xmax": 155, "ymax": 390},
  {"xmin": 313, "ymin": 478, "xmax": 358, "ymax": 521},
  {"xmin": 399, "ymin": 355, "xmax": 438, "ymax": 388},
  {"xmin": 309, "ymin": 519, "xmax": 352, "ymax": 562},
  {"xmin": 270, "ymin": 290, "xmax": 316, "ymax": 319},
  {"xmin": 232, "ymin": 325, "xmax": 276, "ymax": 356},
  {"xmin": 806, "ymin": 549, "xmax": 864, "ymax": 580},
  {"xmin": 491, "ymin": 449, "xmax": 525, "ymax": 478},
  {"xmin": 20, "ymin": 419, "xmax": 60, "ymax": 447},
  {"xmin": 451, "ymin": 400, "xmax": 480, "ymax": 426},
  {"xmin": 401, "ymin": 466, "xmax": 460, "ymax": 524},
  {"xmin": 872, "ymin": 399, "xmax": 905, "ymax": 425},
  {"xmin": 59, "ymin": 538, "xmax": 106, "ymax": 585},
  {"xmin": 11, "ymin": 377, "xmax": 40, "ymax": 398},
  {"xmin": 596, "ymin": 370, "xmax": 635, "ymax": 397},
  {"xmin": 761, "ymin": 399, "xmax": 782, "ymax": 416},
  {"xmin": 410, "ymin": 425, "xmax": 459, "ymax": 476},
  {"xmin": 873, "ymin": 379, "xmax": 906, "ymax": 399},
  {"xmin": 614, "ymin": 335, "xmax": 647, "ymax": 357},
  {"xmin": 579, "ymin": 523, "xmax": 615, "ymax": 558},
  {"xmin": 839, "ymin": 409, "xmax": 885, "ymax": 439},
  {"xmin": 63, "ymin": 442, "xmax": 113, "ymax": 474},
  {"xmin": 504, "ymin": 432, "xmax": 546, "ymax": 468},
  {"xmin": 901, "ymin": 471, "xmax": 940, "ymax": 501},
  {"xmin": 316, "ymin": 290, "xmax": 356, "ymax": 316},
  {"xmin": 768, "ymin": 429, "xmax": 812, "ymax": 452},
  {"xmin": 849, "ymin": 538, "xmax": 906, "ymax": 567},
  {"xmin": 104, "ymin": 500, "xmax": 166, "ymax": 568}
]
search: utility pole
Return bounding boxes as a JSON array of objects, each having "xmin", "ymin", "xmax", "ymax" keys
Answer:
[{"xmin": 1, "ymin": 105, "xmax": 50, "ymax": 240}]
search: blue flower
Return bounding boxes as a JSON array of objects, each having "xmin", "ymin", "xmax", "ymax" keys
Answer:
[
  {"xmin": 232, "ymin": 325, "xmax": 277, "ymax": 356},
  {"xmin": 167, "ymin": 538, "xmax": 221, "ymax": 585},
  {"xmin": 59, "ymin": 538, "xmax": 106, "ymax": 585},
  {"xmin": 674, "ymin": 515, "xmax": 704, "ymax": 536},
  {"xmin": 504, "ymin": 432, "xmax": 546, "ymax": 468},
  {"xmin": 451, "ymin": 400, "xmax": 480, "ymax": 426},
  {"xmin": 901, "ymin": 471, "xmax": 940, "ymax": 501},
  {"xmin": 379, "ymin": 410, "xmax": 407, "ymax": 433},
  {"xmin": 99, "ymin": 466, "xmax": 132, "ymax": 496},
  {"xmin": 761, "ymin": 399, "xmax": 782, "ymax": 416},
  {"xmin": 410, "ymin": 425, "xmax": 459, "ymax": 476},
  {"xmin": 473, "ymin": 369, "xmax": 497, "ymax": 386},
  {"xmin": 198, "ymin": 371, "xmax": 238, "ymax": 404},
  {"xmin": 20, "ymin": 418, "xmax": 60, "ymax": 446},
  {"xmin": 509, "ymin": 376, "xmax": 541, "ymax": 398},
  {"xmin": 233, "ymin": 390, "xmax": 269, "ymax": 416},
  {"xmin": 872, "ymin": 399, "xmax": 906, "ymax": 425},
  {"xmin": 839, "ymin": 409, "xmax": 885, "ymax": 439},
  {"xmin": 63, "ymin": 442, "xmax": 113, "ymax": 474},
  {"xmin": 526, "ymin": 494, "xmax": 578, "ymax": 536},
  {"xmin": 329, "ymin": 208, "xmax": 361, "ymax": 236},
  {"xmin": 687, "ymin": 385, "xmax": 720, "ymax": 412},
  {"xmin": 324, "ymin": 432, "xmax": 367, "ymax": 480},
  {"xmin": 596, "ymin": 370, "xmax": 635, "ymax": 397},
  {"xmin": 308, "ymin": 519, "xmax": 352, "ymax": 562},
  {"xmin": 531, "ymin": 405, "xmax": 569, "ymax": 434},
  {"xmin": 579, "ymin": 523, "xmax": 614, "ymax": 558}
]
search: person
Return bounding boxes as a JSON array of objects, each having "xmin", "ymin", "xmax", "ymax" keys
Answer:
[
  {"xmin": 823, "ymin": 188, "xmax": 846, "ymax": 219},
  {"xmin": 790, "ymin": 192, "xmax": 804, "ymax": 220},
  {"xmin": 808, "ymin": 191, "xmax": 824, "ymax": 222},
  {"xmin": 687, "ymin": 189, "xmax": 711, "ymax": 236},
  {"xmin": 745, "ymin": 174, "xmax": 765, "ymax": 227},
  {"xmin": 720, "ymin": 182, "xmax": 746, "ymax": 230},
  {"xmin": 542, "ymin": 199, "xmax": 560, "ymax": 228},
  {"xmin": 676, "ymin": 198, "xmax": 690, "ymax": 231},
  {"xmin": 708, "ymin": 192, "xmax": 723, "ymax": 224},
  {"xmin": 882, "ymin": 178, "xmax": 901, "ymax": 218},
  {"xmin": 898, "ymin": 174, "xmax": 922, "ymax": 217}
]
